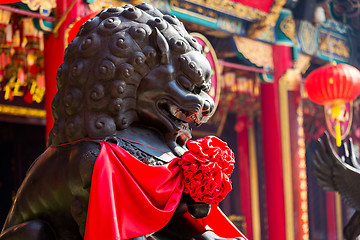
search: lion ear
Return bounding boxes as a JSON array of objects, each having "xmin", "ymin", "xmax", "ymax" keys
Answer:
[{"xmin": 151, "ymin": 27, "xmax": 170, "ymax": 65}]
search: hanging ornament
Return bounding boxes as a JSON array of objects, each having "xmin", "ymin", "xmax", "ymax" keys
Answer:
[
  {"xmin": 0, "ymin": 51, "xmax": 11, "ymax": 68},
  {"xmin": 0, "ymin": 11, "xmax": 12, "ymax": 71},
  {"xmin": 0, "ymin": 9, "xmax": 11, "ymax": 44},
  {"xmin": 36, "ymin": 74, "xmax": 45, "ymax": 88},
  {"xmin": 305, "ymin": 63, "xmax": 360, "ymax": 146},
  {"xmin": 24, "ymin": 88, "xmax": 33, "ymax": 104},
  {"xmin": 17, "ymin": 68, "xmax": 26, "ymax": 84}
]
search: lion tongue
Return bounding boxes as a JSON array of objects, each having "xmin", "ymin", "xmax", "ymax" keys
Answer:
[
  {"xmin": 174, "ymin": 110, "xmax": 188, "ymax": 123},
  {"xmin": 171, "ymin": 106, "xmax": 200, "ymax": 126}
]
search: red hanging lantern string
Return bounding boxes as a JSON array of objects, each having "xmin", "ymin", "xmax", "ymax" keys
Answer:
[{"xmin": 305, "ymin": 63, "xmax": 360, "ymax": 146}]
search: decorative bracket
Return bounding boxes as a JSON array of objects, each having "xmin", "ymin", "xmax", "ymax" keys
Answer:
[{"xmin": 247, "ymin": 0, "xmax": 286, "ymax": 39}]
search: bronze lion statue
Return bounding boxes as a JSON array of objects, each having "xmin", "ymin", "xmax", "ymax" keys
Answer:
[
  {"xmin": 0, "ymin": 3, "xmax": 244, "ymax": 240},
  {"xmin": 314, "ymin": 133, "xmax": 360, "ymax": 240}
]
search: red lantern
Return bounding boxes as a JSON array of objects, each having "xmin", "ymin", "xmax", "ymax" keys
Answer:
[{"xmin": 305, "ymin": 63, "xmax": 360, "ymax": 146}]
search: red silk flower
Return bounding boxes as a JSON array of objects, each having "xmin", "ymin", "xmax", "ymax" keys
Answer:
[{"xmin": 179, "ymin": 136, "xmax": 235, "ymax": 204}]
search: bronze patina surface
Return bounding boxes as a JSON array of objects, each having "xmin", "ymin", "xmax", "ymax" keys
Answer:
[
  {"xmin": 314, "ymin": 132, "xmax": 360, "ymax": 240},
  {"xmin": 0, "ymin": 3, "xmax": 241, "ymax": 240}
]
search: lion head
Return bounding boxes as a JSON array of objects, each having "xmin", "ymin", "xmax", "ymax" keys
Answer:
[{"xmin": 48, "ymin": 3, "xmax": 215, "ymax": 156}]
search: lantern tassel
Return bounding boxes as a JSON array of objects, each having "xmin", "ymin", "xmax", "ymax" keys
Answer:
[
  {"xmin": 331, "ymin": 104, "xmax": 342, "ymax": 147},
  {"xmin": 335, "ymin": 119, "xmax": 341, "ymax": 147}
]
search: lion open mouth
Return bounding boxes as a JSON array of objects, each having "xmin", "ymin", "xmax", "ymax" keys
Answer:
[{"xmin": 158, "ymin": 99, "xmax": 202, "ymax": 146}]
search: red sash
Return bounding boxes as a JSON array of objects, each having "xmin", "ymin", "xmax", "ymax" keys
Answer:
[{"xmin": 84, "ymin": 141, "xmax": 247, "ymax": 240}]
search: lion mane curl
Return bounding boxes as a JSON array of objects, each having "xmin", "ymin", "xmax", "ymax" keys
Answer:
[{"xmin": 48, "ymin": 3, "xmax": 202, "ymax": 146}]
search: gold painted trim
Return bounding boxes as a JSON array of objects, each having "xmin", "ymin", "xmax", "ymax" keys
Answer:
[
  {"xmin": 335, "ymin": 192, "xmax": 343, "ymax": 240},
  {"xmin": 248, "ymin": 122, "xmax": 261, "ymax": 240},
  {"xmin": 179, "ymin": 0, "xmax": 266, "ymax": 21},
  {"xmin": 171, "ymin": 5, "xmax": 218, "ymax": 23},
  {"xmin": 64, "ymin": 16, "xmax": 78, "ymax": 49},
  {"xmin": 279, "ymin": 72, "xmax": 295, "ymax": 240},
  {"xmin": 0, "ymin": 104, "xmax": 46, "ymax": 118},
  {"xmin": 296, "ymin": 103, "xmax": 309, "ymax": 239},
  {"xmin": 53, "ymin": 0, "xmax": 77, "ymax": 37},
  {"xmin": 89, "ymin": 0, "xmax": 125, "ymax": 12}
]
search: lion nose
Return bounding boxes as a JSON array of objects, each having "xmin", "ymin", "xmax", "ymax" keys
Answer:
[{"xmin": 202, "ymin": 100, "xmax": 213, "ymax": 117}]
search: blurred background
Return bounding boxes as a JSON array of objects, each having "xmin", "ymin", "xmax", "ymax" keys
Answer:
[{"xmin": 1, "ymin": 0, "xmax": 360, "ymax": 239}]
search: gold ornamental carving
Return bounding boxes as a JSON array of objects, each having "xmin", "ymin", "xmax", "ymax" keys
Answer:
[
  {"xmin": 233, "ymin": 36, "xmax": 273, "ymax": 69},
  {"xmin": 170, "ymin": 0, "xmax": 218, "ymax": 23},
  {"xmin": 280, "ymin": 53, "xmax": 311, "ymax": 91},
  {"xmin": 318, "ymin": 32, "xmax": 350, "ymax": 59},
  {"xmin": 294, "ymin": 53, "xmax": 311, "ymax": 75},
  {"xmin": 21, "ymin": 0, "xmax": 56, "ymax": 13},
  {"xmin": 279, "ymin": 68, "xmax": 302, "ymax": 90},
  {"xmin": 247, "ymin": 0, "xmax": 286, "ymax": 39},
  {"xmin": 280, "ymin": 15, "xmax": 297, "ymax": 44},
  {"xmin": 177, "ymin": 0, "xmax": 266, "ymax": 21},
  {"xmin": 89, "ymin": 0, "xmax": 141, "ymax": 12},
  {"xmin": 298, "ymin": 21, "xmax": 317, "ymax": 55}
]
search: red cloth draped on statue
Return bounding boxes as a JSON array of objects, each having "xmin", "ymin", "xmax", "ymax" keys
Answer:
[{"xmin": 84, "ymin": 141, "xmax": 247, "ymax": 240}]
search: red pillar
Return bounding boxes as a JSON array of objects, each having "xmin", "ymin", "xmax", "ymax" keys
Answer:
[
  {"xmin": 237, "ymin": 116, "xmax": 253, "ymax": 239},
  {"xmin": 44, "ymin": 0, "xmax": 90, "ymax": 140},
  {"xmin": 260, "ymin": 45, "xmax": 292, "ymax": 240}
]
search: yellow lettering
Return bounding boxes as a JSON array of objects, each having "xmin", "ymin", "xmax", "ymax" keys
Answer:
[{"xmin": 32, "ymin": 87, "xmax": 45, "ymax": 103}]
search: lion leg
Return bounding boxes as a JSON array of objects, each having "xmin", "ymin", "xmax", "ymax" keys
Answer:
[{"xmin": 0, "ymin": 220, "xmax": 55, "ymax": 240}]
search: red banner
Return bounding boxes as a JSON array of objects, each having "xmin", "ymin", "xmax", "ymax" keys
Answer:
[
  {"xmin": 0, "ymin": 0, "xmax": 20, "ymax": 4},
  {"xmin": 231, "ymin": 0, "xmax": 274, "ymax": 13}
]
